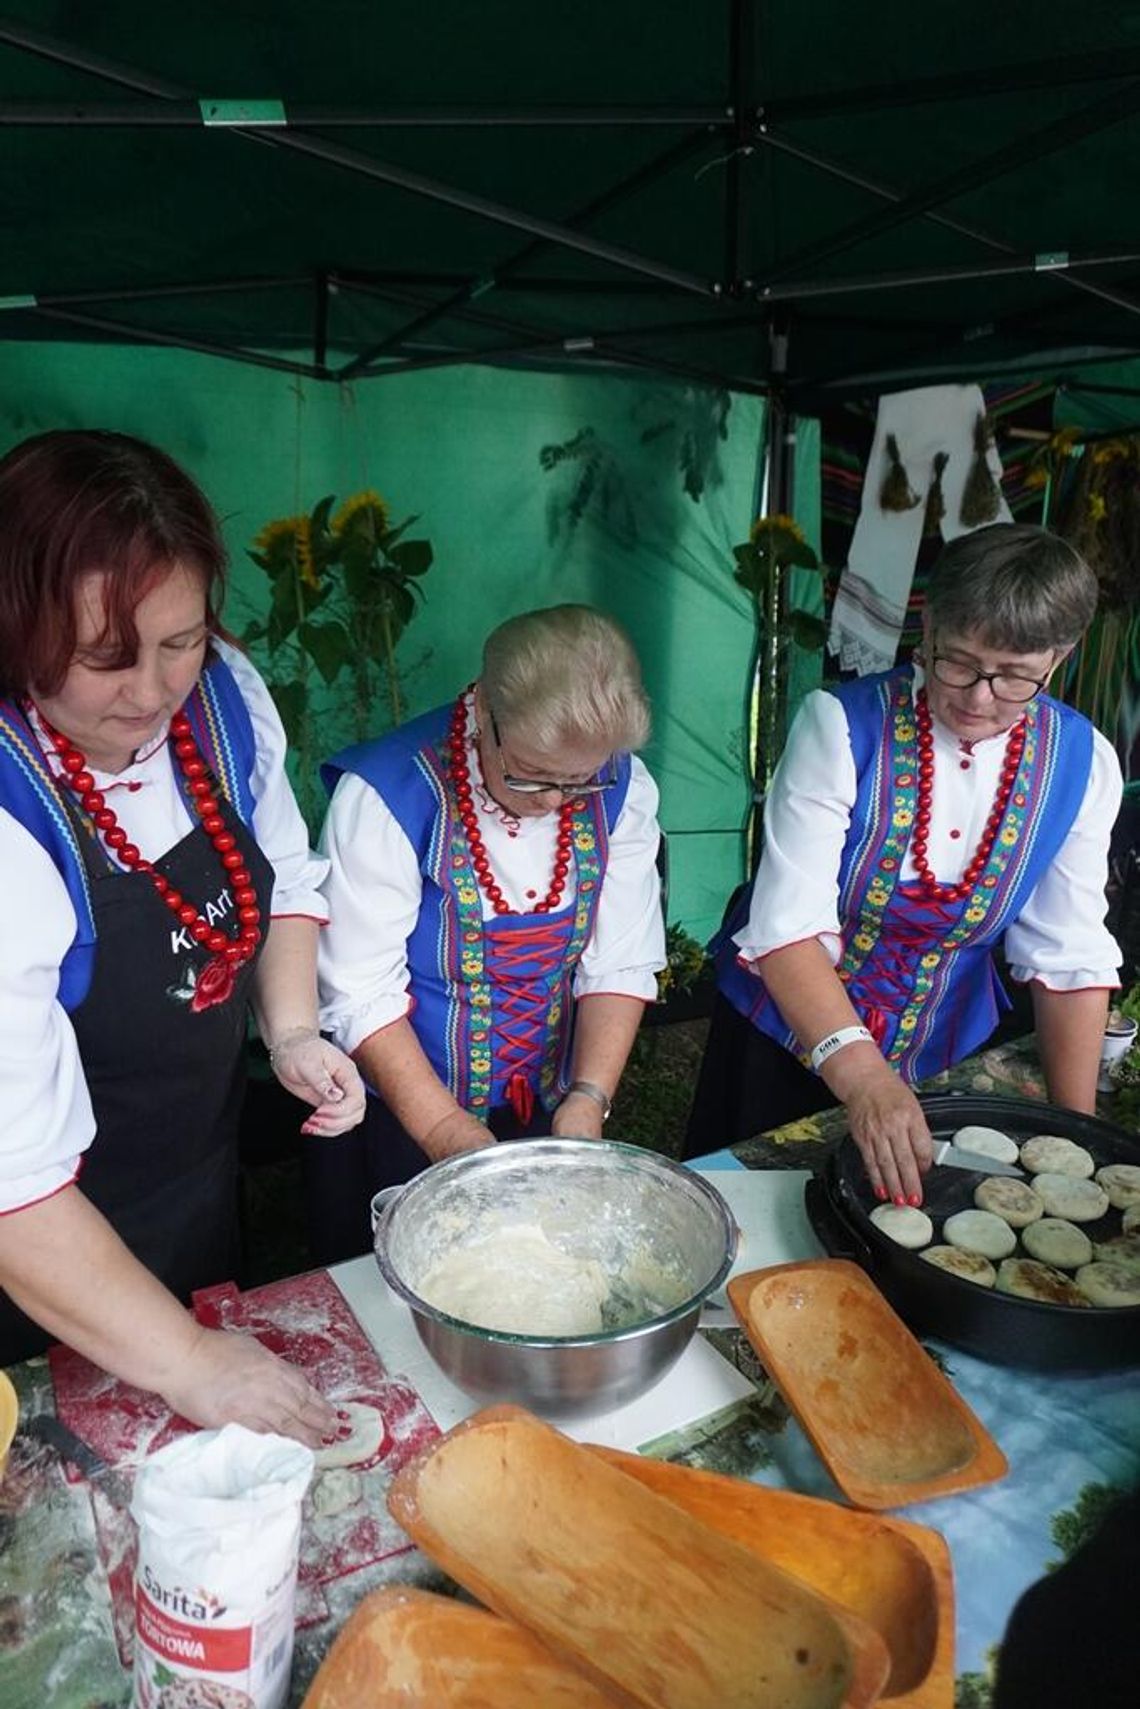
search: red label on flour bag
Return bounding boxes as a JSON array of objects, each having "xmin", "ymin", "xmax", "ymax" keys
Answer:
[{"xmin": 130, "ymin": 1423, "xmax": 314, "ymax": 1709}]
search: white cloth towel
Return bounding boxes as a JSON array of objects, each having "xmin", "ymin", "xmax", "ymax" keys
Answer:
[{"xmin": 829, "ymin": 383, "xmax": 1013, "ymax": 676}]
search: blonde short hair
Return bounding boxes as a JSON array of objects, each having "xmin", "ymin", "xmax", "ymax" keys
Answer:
[{"xmin": 481, "ymin": 605, "xmax": 650, "ymax": 753}]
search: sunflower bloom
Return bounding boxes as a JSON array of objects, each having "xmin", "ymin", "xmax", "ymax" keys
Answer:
[{"xmin": 332, "ymin": 489, "xmax": 391, "ymax": 538}]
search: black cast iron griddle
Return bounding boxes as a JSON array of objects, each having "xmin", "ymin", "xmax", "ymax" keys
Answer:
[{"xmin": 805, "ymin": 1092, "xmax": 1140, "ymax": 1372}]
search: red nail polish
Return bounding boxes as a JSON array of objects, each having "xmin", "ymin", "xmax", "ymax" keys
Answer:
[
  {"xmin": 337, "ymin": 1423, "xmax": 352, "ymax": 1439},
  {"xmin": 893, "ymin": 1194, "xmax": 906, "ymax": 1206},
  {"xmin": 337, "ymin": 1409, "xmax": 351, "ymax": 1423},
  {"xmin": 908, "ymin": 1192, "xmax": 922, "ymax": 1207},
  {"xmin": 874, "ymin": 1185, "xmax": 888, "ymax": 1201},
  {"xmin": 321, "ymin": 1433, "xmax": 336, "ymax": 1446}
]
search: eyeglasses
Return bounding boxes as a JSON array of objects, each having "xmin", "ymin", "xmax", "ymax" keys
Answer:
[
  {"xmin": 489, "ymin": 709, "xmax": 617, "ymax": 796},
  {"xmin": 929, "ymin": 650, "xmax": 1052, "ymax": 705}
]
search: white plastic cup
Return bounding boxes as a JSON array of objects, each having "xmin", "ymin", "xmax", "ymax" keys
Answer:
[{"xmin": 1099, "ymin": 1015, "xmax": 1138, "ymax": 1093}]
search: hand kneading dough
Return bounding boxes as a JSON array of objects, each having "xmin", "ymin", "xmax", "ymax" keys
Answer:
[
  {"xmin": 995, "ymin": 1258, "xmax": 1089, "ymax": 1306},
  {"xmin": 1094, "ymin": 1163, "xmax": 1140, "ymax": 1210},
  {"xmin": 951, "ymin": 1125, "xmax": 1020, "ymax": 1163},
  {"xmin": 1020, "ymin": 1218, "xmax": 1093, "ymax": 1270},
  {"xmin": 920, "ymin": 1245, "xmax": 996, "ymax": 1287},
  {"xmin": 973, "ymin": 1176, "xmax": 1044, "ymax": 1228},
  {"xmin": 1075, "ymin": 1261, "xmax": 1140, "ymax": 1308},
  {"xmin": 1032, "ymin": 1172, "xmax": 1109, "ymax": 1222},
  {"xmin": 943, "ymin": 1208, "xmax": 1017, "ymax": 1260},
  {"xmin": 1019, "ymin": 1135, "xmax": 1095, "ymax": 1178},
  {"xmin": 1091, "ymin": 1232, "xmax": 1140, "ymax": 1273},
  {"xmin": 869, "ymin": 1203, "xmax": 933, "ymax": 1249},
  {"xmin": 315, "ymin": 1401, "xmax": 387, "ymax": 1470}
]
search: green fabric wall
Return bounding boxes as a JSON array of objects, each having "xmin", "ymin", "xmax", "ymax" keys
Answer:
[{"xmin": 0, "ymin": 342, "xmax": 783, "ymax": 941}]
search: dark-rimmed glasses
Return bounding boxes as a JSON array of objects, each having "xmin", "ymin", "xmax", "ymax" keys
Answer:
[
  {"xmin": 489, "ymin": 708, "xmax": 618, "ymax": 796},
  {"xmin": 929, "ymin": 650, "xmax": 1052, "ymax": 705}
]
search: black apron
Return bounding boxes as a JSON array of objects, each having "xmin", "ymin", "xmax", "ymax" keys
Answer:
[{"xmin": 0, "ymin": 773, "xmax": 272, "ymax": 1365}]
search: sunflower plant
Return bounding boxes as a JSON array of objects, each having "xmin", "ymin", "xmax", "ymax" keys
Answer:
[{"xmin": 245, "ymin": 490, "xmax": 433, "ymax": 825}]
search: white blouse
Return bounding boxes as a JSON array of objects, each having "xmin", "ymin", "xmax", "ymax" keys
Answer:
[
  {"xmin": 735, "ymin": 669, "xmax": 1122, "ymax": 990},
  {"xmin": 0, "ymin": 641, "xmax": 329, "ymax": 1214},
  {"xmin": 317, "ymin": 701, "xmax": 666, "ymax": 1057}
]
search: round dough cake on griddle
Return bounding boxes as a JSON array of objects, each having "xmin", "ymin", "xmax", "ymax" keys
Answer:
[
  {"xmin": 1075, "ymin": 1261, "xmax": 1140, "ymax": 1308},
  {"xmin": 1122, "ymin": 1203, "xmax": 1140, "ymax": 1235},
  {"xmin": 950, "ymin": 1124, "xmax": 1020, "ymax": 1164},
  {"xmin": 1094, "ymin": 1163, "xmax": 1140, "ymax": 1211},
  {"xmin": 1020, "ymin": 1218, "xmax": 1093, "ymax": 1271},
  {"xmin": 1031, "ymin": 1172, "xmax": 1109, "ymax": 1222},
  {"xmin": 973, "ymin": 1176, "xmax": 1044, "ymax": 1228},
  {"xmin": 869, "ymin": 1203, "xmax": 933, "ymax": 1249},
  {"xmin": 1019, "ymin": 1135, "xmax": 1095, "ymax": 1178},
  {"xmin": 1091, "ymin": 1232, "xmax": 1140, "ymax": 1273},
  {"xmin": 995, "ymin": 1257, "xmax": 1089, "ymax": 1306},
  {"xmin": 943, "ymin": 1208, "xmax": 1017, "ymax": 1260},
  {"xmin": 920, "ymin": 1245, "xmax": 997, "ymax": 1287}
]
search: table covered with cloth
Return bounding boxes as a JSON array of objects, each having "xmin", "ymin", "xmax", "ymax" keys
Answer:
[{"xmin": 2, "ymin": 1035, "xmax": 1138, "ymax": 1707}]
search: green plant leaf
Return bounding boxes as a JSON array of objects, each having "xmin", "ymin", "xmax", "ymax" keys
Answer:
[
  {"xmin": 241, "ymin": 617, "xmax": 268, "ymax": 644},
  {"xmin": 380, "ymin": 513, "xmax": 419, "ymax": 550},
  {"xmin": 298, "ymin": 619, "xmax": 353, "ymax": 686},
  {"xmin": 309, "ymin": 493, "xmax": 337, "ymax": 537},
  {"xmin": 388, "ymin": 539, "xmax": 433, "ymax": 577},
  {"xmin": 787, "ymin": 610, "xmax": 828, "ymax": 650},
  {"xmin": 268, "ymin": 678, "xmax": 308, "ymax": 744},
  {"xmin": 267, "ymin": 573, "xmax": 302, "ymax": 650}
]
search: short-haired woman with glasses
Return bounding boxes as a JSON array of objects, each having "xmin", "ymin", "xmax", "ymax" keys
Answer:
[
  {"xmin": 312, "ymin": 604, "xmax": 666, "ymax": 1262},
  {"xmin": 685, "ymin": 524, "xmax": 1122, "ymax": 1206}
]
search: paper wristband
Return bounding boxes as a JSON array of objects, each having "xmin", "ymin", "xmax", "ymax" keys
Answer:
[{"xmin": 810, "ymin": 1025, "xmax": 875, "ymax": 1074}]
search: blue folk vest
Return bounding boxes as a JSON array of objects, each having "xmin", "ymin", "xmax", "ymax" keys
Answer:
[
  {"xmin": 324, "ymin": 705, "xmax": 631, "ymax": 1118},
  {"xmin": 0, "ymin": 651, "xmax": 259, "ymax": 1013},
  {"xmin": 717, "ymin": 668, "xmax": 1093, "ymax": 1083}
]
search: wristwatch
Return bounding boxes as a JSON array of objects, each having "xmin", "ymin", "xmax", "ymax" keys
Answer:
[{"xmin": 566, "ymin": 1079, "xmax": 613, "ymax": 1122}]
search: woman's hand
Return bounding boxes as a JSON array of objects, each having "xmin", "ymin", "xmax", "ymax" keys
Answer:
[
  {"xmin": 828, "ymin": 1051, "xmax": 934, "ymax": 1205},
  {"xmin": 269, "ymin": 1029, "xmax": 367, "ymax": 1135},
  {"xmin": 421, "ymin": 1108, "xmax": 495, "ymax": 1163},
  {"xmin": 161, "ymin": 1325, "xmax": 344, "ymax": 1450},
  {"xmin": 551, "ymin": 1091, "xmax": 606, "ymax": 1140}
]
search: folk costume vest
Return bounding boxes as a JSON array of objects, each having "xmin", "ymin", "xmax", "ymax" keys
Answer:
[
  {"xmin": 325, "ymin": 705, "xmax": 631, "ymax": 1121},
  {"xmin": 716, "ymin": 667, "xmax": 1093, "ymax": 1084}
]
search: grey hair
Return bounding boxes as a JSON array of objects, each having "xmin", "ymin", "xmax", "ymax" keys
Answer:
[
  {"xmin": 481, "ymin": 605, "xmax": 650, "ymax": 753},
  {"xmin": 925, "ymin": 523, "xmax": 1097, "ymax": 653}
]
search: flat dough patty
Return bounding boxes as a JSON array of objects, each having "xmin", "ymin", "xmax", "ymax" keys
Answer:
[
  {"xmin": 995, "ymin": 1258, "xmax": 1089, "ymax": 1306},
  {"xmin": 1020, "ymin": 1218, "xmax": 1093, "ymax": 1270},
  {"xmin": 870, "ymin": 1203, "xmax": 933, "ymax": 1249},
  {"xmin": 920, "ymin": 1245, "xmax": 997, "ymax": 1287},
  {"xmin": 950, "ymin": 1125, "xmax": 1020, "ymax": 1164},
  {"xmin": 1032, "ymin": 1173, "xmax": 1109, "ymax": 1222},
  {"xmin": 943, "ymin": 1208, "xmax": 1017, "ymax": 1260},
  {"xmin": 1019, "ymin": 1135, "xmax": 1095, "ymax": 1178},
  {"xmin": 1094, "ymin": 1164, "xmax": 1140, "ymax": 1211},
  {"xmin": 1075, "ymin": 1261, "xmax": 1140, "ymax": 1308},
  {"xmin": 973, "ymin": 1176, "xmax": 1044, "ymax": 1228}
]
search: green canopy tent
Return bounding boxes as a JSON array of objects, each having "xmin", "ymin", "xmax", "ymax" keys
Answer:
[{"xmin": 1, "ymin": 2, "xmax": 1138, "ymax": 935}]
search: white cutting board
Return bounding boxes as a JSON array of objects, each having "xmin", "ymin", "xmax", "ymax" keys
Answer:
[{"xmin": 331, "ymin": 1167, "xmax": 823, "ymax": 1451}]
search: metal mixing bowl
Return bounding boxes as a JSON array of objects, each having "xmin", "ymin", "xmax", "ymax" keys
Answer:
[{"xmin": 373, "ymin": 1139, "xmax": 737, "ymax": 1418}]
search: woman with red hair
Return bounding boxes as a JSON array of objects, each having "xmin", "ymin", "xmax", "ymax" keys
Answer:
[{"xmin": 0, "ymin": 429, "xmax": 364, "ymax": 1446}]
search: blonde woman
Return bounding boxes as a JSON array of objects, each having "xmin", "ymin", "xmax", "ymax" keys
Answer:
[{"xmin": 316, "ymin": 605, "xmax": 666, "ymax": 1262}]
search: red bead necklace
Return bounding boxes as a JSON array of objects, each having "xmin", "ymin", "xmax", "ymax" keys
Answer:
[
  {"xmin": 36, "ymin": 705, "xmax": 262, "ymax": 980},
  {"xmin": 911, "ymin": 690, "xmax": 1026, "ymax": 903},
  {"xmin": 447, "ymin": 691, "xmax": 576, "ymax": 916}
]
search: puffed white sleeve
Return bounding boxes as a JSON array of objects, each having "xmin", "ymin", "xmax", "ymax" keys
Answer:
[
  {"xmin": 0, "ymin": 811, "xmax": 95, "ymax": 1212},
  {"xmin": 733, "ymin": 689, "xmax": 857, "ymax": 966},
  {"xmin": 1004, "ymin": 729, "xmax": 1123, "ymax": 990},
  {"xmin": 317, "ymin": 772, "xmax": 423, "ymax": 1053},
  {"xmin": 574, "ymin": 757, "xmax": 667, "ymax": 1002},
  {"xmin": 216, "ymin": 639, "xmax": 329, "ymax": 920}
]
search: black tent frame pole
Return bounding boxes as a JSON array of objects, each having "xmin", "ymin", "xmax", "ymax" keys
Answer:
[
  {"xmin": 0, "ymin": 100, "xmax": 728, "ymax": 129},
  {"xmin": 27, "ymin": 304, "xmax": 325, "ymax": 379},
  {"xmin": 337, "ymin": 128, "xmax": 714, "ymax": 381},
  {"xmin": 313, "ymin": 272, "xmax": 330, "ymax": 373},
  {"xmin": 724, "ymin": 0, "xmax": 755, "ymax": 288}
]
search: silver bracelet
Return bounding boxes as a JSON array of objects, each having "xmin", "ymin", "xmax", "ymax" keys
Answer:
[{"xmin": 565, "ymin": 1079, "xmax": 613, "ymax": 1122}]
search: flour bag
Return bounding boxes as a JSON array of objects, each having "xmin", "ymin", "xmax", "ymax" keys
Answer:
[{"xmin": 130, "ymin": 1423, "xmax": 314, "ymax": 1709}]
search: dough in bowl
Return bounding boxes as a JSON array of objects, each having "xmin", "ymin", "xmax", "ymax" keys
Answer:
[
  {"xmin": 1019, "ymin": 1135, "xmax": 1095, "ymax": 1178},
  {"xmin": 1032, "ymin": 1173, "xmax": 1109, "ymax": 1222},
  {"xmin": 920, "ymin": 1245, "xmax": 997, "ymax": 1287},
  {"xmin": 943, "ymin": 1209, "xmax": 1017, "ymax": 1261},
  {"xmin": 869, "ymin": 1203, "xmax": 933, "ymax": 1249},
  {"xmin": 995, "ymin": 1258, "xmax": 1089, "ymax": 1306},
  {"xmin": 1094, "ymin": 1163, "xmax": 1140, "ymax": 1211},
  {"xmin": 950, "ymin": 1125, "xmax": 1020, "ymax": 1164},
  {"xmin": 1075, "ymin": 1261, "xmax": 1140, "ymax": 1308},
  {"xmin": 973, "ymin": 1176, "xmax": 1044, "ymax": 1228},
  {"xmin": 1020, "ymin": 1218, "xmax": 1093, "ymax": 1271}
]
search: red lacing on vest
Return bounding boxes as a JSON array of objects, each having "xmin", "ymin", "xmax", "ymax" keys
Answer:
[
  {"xmin": 485, "ymin": 918, "xmax": 570, "ymax": 1124},
  {"xmin": 846, "ymin": 888, "xmax": 960, "ymax": 1046}
]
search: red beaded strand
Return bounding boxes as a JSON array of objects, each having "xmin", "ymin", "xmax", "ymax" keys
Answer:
[
  {"xmin": 447, "ymin": 691, "xmax": 576, "ymax": 916},
  {"xmin": 910, "ymin": 690, "xmax": 1025, "ymax": 904},
  {"xmin": 38, "ymin": 706, "xmax": 262, "ymax": 969}
]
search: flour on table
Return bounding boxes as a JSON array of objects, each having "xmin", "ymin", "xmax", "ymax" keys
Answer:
[{"xmin": 416, "ymin": 1223, "xmax": 611, "ymax": 1335}]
